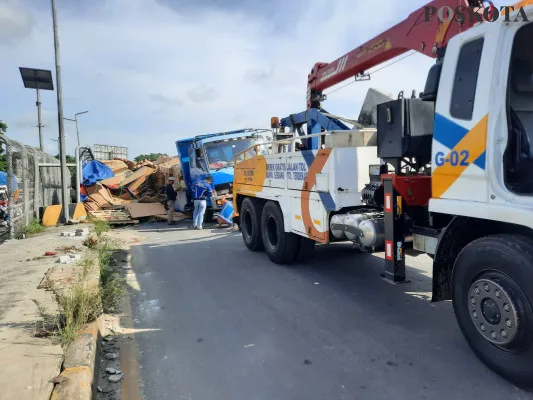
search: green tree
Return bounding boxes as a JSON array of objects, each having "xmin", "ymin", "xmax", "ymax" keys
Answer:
[
  {"xmin": 54, "ymin": 154, "xmax": 77, "ymax": 176},
  {"xmin": 134, "ymin": 153, "xmax": 168, "ymax": 162},
  {"xmin": 0, "ymin": 120, "xmax": 7, "ymax": 171}
]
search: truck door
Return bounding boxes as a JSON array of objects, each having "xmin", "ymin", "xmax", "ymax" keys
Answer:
[
  {"xmin": 499, "ymin": 20, "xmax": 533, "ymax": 204},
  {"xmin": 189, "ymin": 146, "xmax": 208, "ymax": 181},
  {"xmin": 431, "ymin": 28, "xmax": 491, "ymax": 204}
]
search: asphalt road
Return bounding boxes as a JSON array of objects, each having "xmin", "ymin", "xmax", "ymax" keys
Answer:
[{"xmin": 128, "ymin": 222, "xmax": 532, "ymax": 400}]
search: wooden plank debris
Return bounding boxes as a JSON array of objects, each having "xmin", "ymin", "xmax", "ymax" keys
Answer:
[
  {"xmin": 82, "ymin": 155, "xmax": 185, "ymax": 227},
  {"xmin": 152, "ymin": 212, "xmax": 189, "ymax": 222},
  {"xmin": 119, "ymin": 166, "xmax": 155, "ymax": 187},
  {"xmin": 88, "ymin": 209, "xmax": 139, "ymax": 225},
  {"xmin": 99, "ymin": 172, "xmax": 129, "ymax": 189},
  {"xmin": 100, "ymin": 159, "xmax": 129, "ymax": 174},
  {"xmin": 124, "ymin": 202, "xmax": 166, "ymax": 219}
]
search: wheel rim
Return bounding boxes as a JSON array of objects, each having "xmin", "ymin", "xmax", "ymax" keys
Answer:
[
  {"xmin": 468, "ymin": 278, "xmax": 519, "ymax": 346},
  {"xmin": 243, "ymin": 210, "xmax": 253, "ymax": 239},
  {"xmin": 266, "ymin": 216, "xmax": 278, "ymax": 247}
]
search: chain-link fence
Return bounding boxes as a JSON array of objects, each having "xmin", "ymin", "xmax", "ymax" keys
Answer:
[{"xmin": 0, "ymin": 134, "xmax": 71, "ymax": 242}]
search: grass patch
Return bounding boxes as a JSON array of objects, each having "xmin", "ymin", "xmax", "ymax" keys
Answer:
[
  {"xmin": 54, "ymin": 280, "xmax": 101, "ymax": 346},
  {"xmin": 21, "ymin": 219, "xmax": 45, "ymax": 236},
  {"xmin": 97, "ymin": 238, "xmax": 126, "ymax": 313},
  {"xmin": 91, "ymin": 219, "xmax": 110, "ymax": 238},
  {"xmin": 34, "ymin": 236, "xmax": 127, "ymax": 346},
  {"xmin": 37, "ymin": 266, "xmax": 102, "ymax": 347},
  {"xmin": 83, "ymin": 234, "xmax": 99, "ymax": 249}
]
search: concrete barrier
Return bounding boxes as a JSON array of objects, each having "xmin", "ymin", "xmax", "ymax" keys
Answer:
[
  {"xmin": 40, "ymin": 203, "xmax": 88, "ymax": 227},
  {"xmin": 49, "ymin": 318, "xmax": 101, "ymax": 400}
]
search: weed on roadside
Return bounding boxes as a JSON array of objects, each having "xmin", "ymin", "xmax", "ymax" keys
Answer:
[
  {"xmin": 97, "ymin": 238, "xmax": 126, "ymax": 313},
  {"xmin": 83, "ymin": 234, "xmax": 99, "ymax": 249},
  {"xmin": 91, "ymin": 219, "xmax": 110, "ymax": 238},
  {"xmin": 35, "ymin": 235, "xmax": 127, "ymax": 346},
  {"xmin": 55, "ymin": 281, "xmax": 101, "ymax": 346},
  {"xmin": 39, "ymin": 267, "xmax": 102, "ymax": 347},
  {"xmin": 21, "ymin": 219, "xmax": 45, "ymax": 237}
]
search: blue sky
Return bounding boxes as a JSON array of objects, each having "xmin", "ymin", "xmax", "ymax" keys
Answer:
[{"xmin": 0, "ymin": 0, "xmax": 505, "ymax": 158}]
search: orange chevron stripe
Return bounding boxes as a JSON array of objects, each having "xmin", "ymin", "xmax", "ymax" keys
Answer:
[
  {"xmin": 432, "ymin": 115, "xmax": 488, "ymax": 198},
  {"xmin": 301, "ymin": 149, "xmax": 332, "ymax": 243}
]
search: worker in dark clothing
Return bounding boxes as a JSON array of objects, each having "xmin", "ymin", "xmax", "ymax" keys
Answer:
[{"xmin": 165, "ymin": 176, "xmax": 178, "ymax": 225}]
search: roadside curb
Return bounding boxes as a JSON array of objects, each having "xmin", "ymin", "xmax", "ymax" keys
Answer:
[
  {"xmin": 49, "ymin": 245, "xmax": 102, "ymax": 400},
  {"xmin": 49, "ymin": 317, "xmax": 102, "ymax": 400}
]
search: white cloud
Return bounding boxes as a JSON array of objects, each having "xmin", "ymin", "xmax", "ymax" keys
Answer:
[
  {"xmin": 0, "ymin": 0, "xmax": 34, "ymax": 46},
  {"xmin": 0, "ymin": 0, "xmax": 441, "ymax": 158}
]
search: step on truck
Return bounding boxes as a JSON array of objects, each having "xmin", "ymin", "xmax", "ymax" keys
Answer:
[
  {"xmin": 232, "ymin": 0, "xmax": 533, "ymax": 387},
  {"xmin": 176, "ymin": 129, "xmax": 272, "ymax": 220}
]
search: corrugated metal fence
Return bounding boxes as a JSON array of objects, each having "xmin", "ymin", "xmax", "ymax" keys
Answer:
[{"xmin": 0, "ymin": 134, "xmax": 71, "ymax": 241}]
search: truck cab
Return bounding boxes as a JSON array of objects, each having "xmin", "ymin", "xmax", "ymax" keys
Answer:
[{"xmin": 176, "ymin": 129, "xmax": 272, "ymax": 217}]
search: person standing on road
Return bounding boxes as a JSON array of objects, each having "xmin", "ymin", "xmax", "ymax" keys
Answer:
[
  {"xmin": 165, "ymin": 176, "xmax": 178, "ymax": 225},
  {"xmin": 192, "ymin": 175, "xmax": 215, "ymax": 230}
]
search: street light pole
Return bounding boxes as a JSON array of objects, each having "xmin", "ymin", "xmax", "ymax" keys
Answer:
[
  {"xmin": 36, "ymin": 83, "xmax": 43, "ymax": 151},
  {"xmin": 18, "ymin": 68, "xmax": 53, "ymax": 151},
  {"xmin": 64, "ymin": 111, "xmax": 87, "ymax": 203},
  {"xmin": 51, "ymin": 0, "xmax": 69, "ymax": 222},
  {"xmin": 74, "ymin": 111, "xmax": 88, "ymax": 148}
]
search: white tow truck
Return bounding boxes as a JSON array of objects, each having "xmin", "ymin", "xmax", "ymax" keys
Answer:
[{"xmin": 232, "ymin": 0, "xmax": 533, "ymax": 387}]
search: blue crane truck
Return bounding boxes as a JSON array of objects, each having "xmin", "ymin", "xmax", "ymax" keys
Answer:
[{"xmin": 176, "ymin": 129, "xmax": 272, "ymax": 221}]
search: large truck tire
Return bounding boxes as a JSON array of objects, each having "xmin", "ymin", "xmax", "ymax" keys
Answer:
[
  {"xmin": 452, "ymin": 234, "xmax": 533, "ymax": 388},
  {"xmin": 261, "ymin": 201, "xmax": 298, "ymax": 264},
  {"xmin": 240, "ymin": 198, "xmax": 263, "ymax": 251},
  {"xmin": 295, "ymin": 236, "xmax": 316, "ymax": 262}
]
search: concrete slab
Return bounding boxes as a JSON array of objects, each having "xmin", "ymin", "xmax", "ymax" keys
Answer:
[{"xmin": 58, "ymin": 255, "xmax": 74, "ymax": 264}]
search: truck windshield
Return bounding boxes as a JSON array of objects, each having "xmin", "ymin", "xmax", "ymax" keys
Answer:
[{"xmin": 204, "ymin": 137, "xmax": 255, "ymax": 169}]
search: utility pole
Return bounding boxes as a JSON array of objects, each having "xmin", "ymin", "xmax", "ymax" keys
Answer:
[
  {"xmin": 51, "ymin": 0, "xmax": 70, "ymax": 222},
  {"xmin": 36, "ymin": 83, "xmax": 43, "ymax": 151}
]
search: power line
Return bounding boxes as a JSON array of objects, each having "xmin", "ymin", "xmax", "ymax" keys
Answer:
[{"xmin": 324, "ymin": 50, "xmax": 417, "ymax": 96}]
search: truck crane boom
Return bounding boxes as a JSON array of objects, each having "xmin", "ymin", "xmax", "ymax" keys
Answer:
[{"xmin": 307, "ymin": 0, "xmax": 487, "ymax": 108}]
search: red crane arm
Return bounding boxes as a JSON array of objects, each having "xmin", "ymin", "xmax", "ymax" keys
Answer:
[{"xmin": 307, "ymin": 0, "xmax": 486, "ymax": 108}]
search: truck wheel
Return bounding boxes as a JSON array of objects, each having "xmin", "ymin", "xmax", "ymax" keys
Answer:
[
  {"xmin": 240, "ymin": 198, "xmax": 263, "ymax": 251},
  {"xmin": 295, "ymin": 236, "xmax": 316, "ymax": 262},
  {"xmin": 452, "ymin": 234, "xmax": 533, "ymax": 388},
  {"xmin": 261, "ymin": 201, "xmax": 298, "ymax": 264}
]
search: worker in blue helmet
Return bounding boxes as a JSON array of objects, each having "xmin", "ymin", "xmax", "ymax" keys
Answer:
[{"xmin": 191, "ymin": 175, "xmax": 215, "ymax": 230}]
